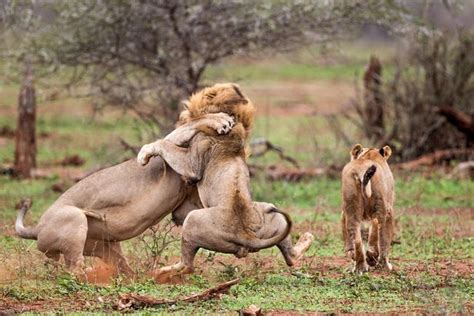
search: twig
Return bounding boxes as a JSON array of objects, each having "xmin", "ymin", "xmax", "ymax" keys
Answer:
[
  {"xmin": 250, "ymin": 138, "xmax": 299, "ymax": 168},
  {"xmin": 119, "ymin": 138, "xmax": 140, "ymax": 155},
  {"xmin": 115, "ymin": 278, "xmax": 240, "ymax": 310}
]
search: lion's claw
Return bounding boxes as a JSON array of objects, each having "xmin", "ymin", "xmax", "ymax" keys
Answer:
[{"xmin": 215, "ymin": 114, "xmax": 235, "ymax": 135}]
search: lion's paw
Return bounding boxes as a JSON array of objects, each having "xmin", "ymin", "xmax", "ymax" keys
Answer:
[
  {"xmin": 137, "ymin": 143, "xmax": 156, "ymax": 166},
  {"xmin": 209, "ymin": 112, "xmax": 235, "ymax": 135},
  {"xmin": 293, "ymin": 232, "xmax": 314, "ymax": 262}
]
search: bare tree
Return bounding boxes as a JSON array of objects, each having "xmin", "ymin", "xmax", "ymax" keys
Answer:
[
  {"xmin": 1, "ymin": 1, "xmax": 41, "ymax": 178},
  {"xmin": 347, "ymin": 31, "xmax": 474, "ymax": 162},
  {"xmin": 33, "ymin": 0, "xmax": 405, "ymax": 135}
]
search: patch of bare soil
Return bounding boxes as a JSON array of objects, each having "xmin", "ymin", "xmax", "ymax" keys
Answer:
[
  {"xmin": 0, "ymin": 295, "xmax": 94, "ymax": 314},
  {"xmin": 85, "ymin": 259, "xmax": 118, "ymax": 286}
]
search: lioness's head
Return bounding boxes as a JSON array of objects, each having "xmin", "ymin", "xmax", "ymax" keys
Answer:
[
  {"xmin": 178, "ymin": 83, "xmax": 255, "ymax": 138},
  {"xmin": 350, "ymin": 144, "xmax": 392, "ymax": 161}
]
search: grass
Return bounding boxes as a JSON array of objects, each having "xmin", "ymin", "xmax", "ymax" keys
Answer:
[
  {"xmin": 205, "ymin": 41, "xmax": 397, "ymax": 83},
  {"xmin": 1, "ymin": 41, "xmax": 473, "ymax": 314}
]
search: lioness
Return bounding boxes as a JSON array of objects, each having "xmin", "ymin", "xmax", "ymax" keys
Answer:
[
  {"xmin": 341, "ymin": 144, "xmax": 394, "ymax": 274},
  {"xmin": 15, "ymin": 113, "xmax": 236, "ymax": 276},
  {"xmin": 138, "ymin": 83, "xmax": 314, "ymax": 280}
]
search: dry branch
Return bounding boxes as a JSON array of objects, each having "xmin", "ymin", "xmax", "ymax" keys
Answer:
[
  {"xmin": 115, "ymin": 278, "xmax": 240, "ymax": 310},
  {"xmin": 396, "ymin": 148, "xmax": 474, "ymax": 170},
  {"xmin": 119, "ymin": 138, "xmax": 140, "ymax": 155},
  {"xmin": 436, "ymin": 107, "xmax": 474, "ymax": 141},
  {"xmin": 265, "ymin": 165, "xmax": 326, "ymax": 182},
  {"xmin": 250, "ymin": 138, "xmax": 299, "ymax": 168}
]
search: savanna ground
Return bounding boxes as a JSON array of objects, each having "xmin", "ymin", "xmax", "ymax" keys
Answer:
[{"xmin": 0, "ymin": 42, "xmax": 473, "ymax": 314}]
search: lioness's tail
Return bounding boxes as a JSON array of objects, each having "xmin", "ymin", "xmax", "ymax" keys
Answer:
[
  {"xmin": 242, "ymin": 207, "xmax": 292, "ymax": 250},
  {"xmin": 360, "ymin": 164, "xmax": 376, "ymax": 198},
  {"xmin": 15, "ymin": 198, "xmax": 38, "ymax": 240}
]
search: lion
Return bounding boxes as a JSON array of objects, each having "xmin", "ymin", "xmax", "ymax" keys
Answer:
[
  {"xmin": 340, "ymin": 144, "xmax": 395, "ymax": 274},
  {"xmin": 15, "ymin": 112, "xmax": 237, "ymax": 277},
  {"xmin": 137, "ymin": 83, "xmax": 314, "ymax": 281}
]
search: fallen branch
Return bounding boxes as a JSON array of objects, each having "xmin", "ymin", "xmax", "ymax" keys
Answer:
[
  {"xmin": 250, "ymin": 138, "xmax": 299, "ymax": 168},
  {"xmin": 436, "ymin": 106, "xmax": 474, "ymax": 141},
  {"xmin": 265, "ymin": 165, "xmax": 325, "ymax": 182},
  {"xmin": 115, "ymin": 278, "xmax": 240, "ymax": 310},
  {"xmin": 396, "ymin": 149, "xmax": 474, "ymax": 170}
]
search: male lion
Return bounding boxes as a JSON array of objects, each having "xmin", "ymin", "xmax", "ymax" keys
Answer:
[
  {"xmin": 15, "ymin": 113, "xmax": 236, "ymax": 277},
  {"xmin": 341, "ymin": 144, "xmax": 395, "ymax": 274},
  {"xmin": 138, "ymin": 83, "xmax": 314, "ymax": 280}
]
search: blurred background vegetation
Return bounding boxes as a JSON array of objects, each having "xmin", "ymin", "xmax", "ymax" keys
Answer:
[{"xmin": 0, "ymin": 0, "xmax": 473, "ymax": 313}]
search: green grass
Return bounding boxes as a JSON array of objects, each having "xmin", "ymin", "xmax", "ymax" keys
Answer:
[
  {"xmin": 1, "ymin": 41, "xmax": 473, "ymax": 314},
  {"xmin": 205, "ymin": 41, "xmax": 397, "ymax": 83}
]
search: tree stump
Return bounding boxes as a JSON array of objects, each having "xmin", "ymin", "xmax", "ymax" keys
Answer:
[{"xmin": 14, "ymin": 62, "xmax": 36, "ymax": 178}]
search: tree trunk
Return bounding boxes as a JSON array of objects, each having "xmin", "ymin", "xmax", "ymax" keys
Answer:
[
  {"xmin": 14, "ymin": 61, "xmax": 36, "ymax": 178},
  {"xmin": 363, "ymin": 55, "xmax": 385, "ymax": 140}
]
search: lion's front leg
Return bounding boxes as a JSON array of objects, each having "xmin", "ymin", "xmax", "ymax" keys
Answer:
[
  {"xmin": 138, "ymin": 140, "xmax": 201, "ymax": 181},
  {"xmin": 165, "ymin": 112, "xmax": 235, "ymax": 146}
]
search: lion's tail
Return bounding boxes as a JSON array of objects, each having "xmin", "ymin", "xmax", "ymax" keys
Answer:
[
  {"xmin": 15, "ymin": 199, "xmax": 38, "ymax": 240},
  {"xmin": 354, "ymin": 164, "xmax": 377, "ymax": 198},
  {"xmin": 241, "ymin": 207, "xmax": 292, "ymax": 250}
]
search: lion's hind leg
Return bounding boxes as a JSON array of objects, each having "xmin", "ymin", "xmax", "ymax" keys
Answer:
[
  {"xmin": 152, "ymin": 207, "xmax": 243, "ymax": 283},
  {"xmin": 37, "ymin": 205, "xmax": 89, "ymax": 279},
  {"xmin": 256, "ymin": 206, "xmax": 313, "ymax": 266}
]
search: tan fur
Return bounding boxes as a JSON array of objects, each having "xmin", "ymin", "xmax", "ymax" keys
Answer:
[
  {"xmin": 138, "ymin": 83, "xmax": 314, "ymax": 281},
  {"xmin": 15, "ymin": 113, "xmax": 237, "ymax": 278},
  {"xmin": 341, "ymin": 144, "xmax": 395, "ymax": 274}
]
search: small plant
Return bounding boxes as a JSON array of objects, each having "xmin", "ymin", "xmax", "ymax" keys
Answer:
[{"xmin": 137, "ymin": 219, "xmax": 179, "ymax": 272}]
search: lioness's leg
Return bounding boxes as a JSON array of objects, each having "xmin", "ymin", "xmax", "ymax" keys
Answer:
[
  {"xmin": 366, "ymin": 218, "xmax": 379, "ymax": 267},
  {"xmin": 346, "ymin": 217, "xmax": 367, "ymax": 274},
  {"xmin": 377, "ymin": 210, "xmax": 394, "ymax": 270},
  {"xmin": 341, "ymin": 211, "xmax": 353, "ymax": 257},
  {"xmin": 164, "ymin": 113, "xmax": 234, "ymax": 145},
  {"xmin": 84, "ymin": 240, "xmax": 134, "ymax": 277}
]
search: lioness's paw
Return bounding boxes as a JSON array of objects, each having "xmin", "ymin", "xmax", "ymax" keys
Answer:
[
  {"xmin": 366, "ymin": 249, "xmax": 379, "ymax": 267},
  {"xmin": 137, "ymin": 143, "xmax": 155, "ymax": 166},
  {"xmin": 376, "ymin": 258, "xmax": 393, "ymax": 271},
  {"xmin": 352, "ymin": 261, "xmax": 369, "ymax": 275}
]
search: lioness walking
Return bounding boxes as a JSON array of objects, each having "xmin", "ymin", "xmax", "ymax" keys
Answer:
[{"xmin": 341, "ymin": 144, "xmax": 395, "ymax": 274}]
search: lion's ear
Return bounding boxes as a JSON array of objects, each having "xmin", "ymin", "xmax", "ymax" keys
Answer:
[
  {"xmin": 181, "ymin": 100, "xmax": 190, "ymax": 110},
  {"xmin": 177, "ymin": 110, "xmax": 191, "ymax": 126},
  {"xmin": 379, "ymin": 145, "xmax": 392, "ymax": 160},
  {"xmin": 350, "ymin": 144, "xmax": 363, "ymax": 160},
  {"xmin": 231, "ymin": 83, "xmax": 244, "ymax": 99}
]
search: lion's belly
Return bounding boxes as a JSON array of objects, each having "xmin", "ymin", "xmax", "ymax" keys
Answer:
[
  {"xmin": 84, "ymin": 168, "xmax": 188, "ymax": 241},
  {"xmin": 86, "ymin": 191, "xmax": 186, "ymax": 241}
]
